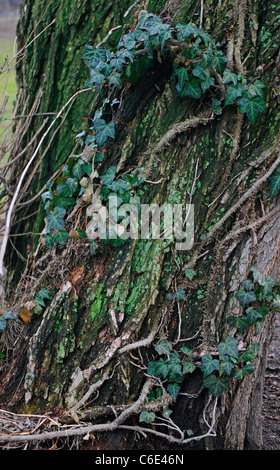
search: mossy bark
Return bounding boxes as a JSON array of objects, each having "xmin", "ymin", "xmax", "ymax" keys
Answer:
[{"xmin": 1, "ymin": 0, "xmax": 280, "ymax": 450}]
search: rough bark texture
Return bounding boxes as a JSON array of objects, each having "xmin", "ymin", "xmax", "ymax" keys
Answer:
[{"xmin": 1, "ymin": 0, "xmax": 280, "ymax": 450}]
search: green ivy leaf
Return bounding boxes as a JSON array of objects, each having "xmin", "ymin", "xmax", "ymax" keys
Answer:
[
  {"xmin": 178, "ymin": 76, "xmax": 202, "ymax": 99},
  {"xmin": 182, "ymin": 359, "xmax": 196, "ymax": 374},
  {"xmin": 184, "ymin": 269, "xmax": 196, "ymax": 280},
  {"xmin": 241, "ymin": 279, "xmax": 254, "ymax": 291},
  {"xmin": 93, "ymin": 119, "xmax": 115, "ymax": 146},
  {"xmin": 0, "ymin": 317, "xmax": 7, "ymax": 331},
  {"xmin": 227, "ymin": 315, "xmax": 250, "ymax": 333},
  {"xmin": 82, "ymin": 46, "xmax": 107, "ymax": 65},
  {"xmin": 218, "ymin": 336, "xmax": 239, "ymax": 359},
  {"xmin": 108, "ymin": 72, "xmax": 122, "ymax": 88},
  {"xmin": 247, "ymin": 79, "xmax": 265, "ymax": 98},
  {"xmin": 237, "ymin": 95, "xmax": 266, "ymax": 124},
  {"xmin": 46, "ymin": 207, "xmax": 66, "ymax": 232},
  {"xmin": 100, "ymin": 166, "xmax": 117, "ymax": 187},
  {"xmin": 203, "ymin": 374, "xmax": 231, "ymax": 397},
  {"xmin": 222, "ymin": 69, "xmax": 239, "ymax": 86},
  {"xmin": 155, "ymin": 340, "xmax": 172, "ymax": 355},
  {"xmin": 122, "ymin": 32, "xmax": 137, "ymax": 50},
  {"xmin": 269, "ymin": 171, "xmax": 280, "ymax": 198},
  {"xmin": 166, "ymin": 382, "xmax": 181, "ymax": 399},
  {"xmin": 219, "ymin": 356, "xmax": 235, "ymax": 376},
  {"xmin": 201, "ymin": 76, "xmax": 215, "ymax": 92},
  {"xmin": 176, "ymin": 21, "xmax": 199, "ymax": 40},
  {"xmin": 211, "ymin": 98, "xmax": 222, "ymax": 115},
  {"xmin": 168, "ymin": 363, "xmax": 183, "ymax": 381},
  {"xmin": 72, "ymin": 162, "xmax": 83, "ymax": 181},
  {"xmin": 210, "ymin": 51, "xmax": 227, "ymax": 74},
  {"xmin": 110, "ymin": 57, "xmax": 125, "ymax": 72},
  {"xmin": 239, "ymin": 343, "xmax": 259, "ymax": 363},
  {"xmin": 245, "ymin": 307, "xmax": 263, "ymax": 326},
  {"xmin": 139, "ymin": 411, "xmax": 156, "ymax": 424},
  {"xmin": 175, "ymin": 288, "xmax": 187, "ymax": 301},
  {"xmin": 235, "ymin": 289, "xmax": 257, "ymax": 307},
  {"xmin": 89, "ymin": 68, "xmax": 105, "ymax": 86},
  {"xmin": 53, "ymin": 230, "xmax": 69, "ymax": 245},
  {"xmin": 174, "ymin": 66, "xmax": 189, "ymax": 90},
  {"xmin": 201, "ymin": 354, "xmax": 220, "ymax": 377},
  {"xmin": 180, "ymin": 346, "xmax": 192, "ymax": 355},
  {"xmin": 225, "ymin": 84, "xmax": 244, "ymax": 106}
]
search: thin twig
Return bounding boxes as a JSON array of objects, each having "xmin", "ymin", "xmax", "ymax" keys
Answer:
[{"xmin": 0, "ymin": 88, "xmax": 91, "ymax": 277}]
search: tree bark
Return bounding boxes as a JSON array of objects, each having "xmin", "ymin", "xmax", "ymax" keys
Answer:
[{"xmin": 1, "ymin": 0, "xmax": 280, "ymax": 450}]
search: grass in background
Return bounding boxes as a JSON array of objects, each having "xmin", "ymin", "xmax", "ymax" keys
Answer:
[{"xmin": 0, "ymin": 16, "xmax": 18, "ymax": 140}]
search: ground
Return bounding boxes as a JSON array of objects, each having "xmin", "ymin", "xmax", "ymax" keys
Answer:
[{"xmin": 0, "ymin": 6, "xmax": 279, "ymax": 451}]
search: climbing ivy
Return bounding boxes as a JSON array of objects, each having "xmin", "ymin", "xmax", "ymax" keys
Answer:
[
  {"xmin": 39, "ymin": 11, "xmax": 266, "ymax": 252},
  {"xmin": 141, "ymin": 267, "xmax": 280, "ymax": 422}
]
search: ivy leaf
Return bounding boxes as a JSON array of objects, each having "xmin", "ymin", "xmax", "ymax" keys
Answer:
[
  {"xmin": 175, "ymin": 288, "xmax": 187, "ymax": 301},
  {"xmin": 241, "ymin": 279, "xmax": 254, "ymax": 291},
  {"xmin": 66, "ymin": 177, "xmax": 79, "ymax": 194},
  {"xmin": 108, "ymin": 72, "xmax": 122, "ymax": 88},
  {"xmin": 52, "ymin": 230, "xmax": 69, "ymax": 245},
  {"xmin": 139, "ymin": 411, "xmax": 156, "ymax": 424},
  {"xmin": 155, "ymin": 340, "xmax": 172, "ymax": 355},
  {"xmin": 245, "ymin": 307, "xmax": 263, "ymax": 326},
  {"xmin": 72, "ymin": 162, "xmax": 83, "ymax": 181},
  {"xmin": 211, "ymin": 98, "xmax": 222, "ymax": 115},
  {"xmin": 203, "ymin": 374, "xmax": 231, "ymax": 397},
  {"xmin": 227, "ymin": 315, "xmax": 250, "ymax": 333},
  {"xmin": 178, "ymin": 76, "xmax": 202, "ymax": 99},
  {"xmin": 174, "ymin": 66, "xmax": 189, "ymax": 90},
  {"xmin": 210, "ymin": 51, "xmax": 227, "ymax": 74},
  {"xmin": 185, "ymin": 269, "xmax": 196, "ymax": 280},
  {"xmin": 117, "ymin": 48, "xmax": 134, "ymax": 63},
  {"xmin": 162, "ymin": 407, "xmax": 173, "ymax": 419},
  {"xmin": 0, "ymin": 317, "xmax": 7, "ymax": 331},
  {"xmin": 46, "ymin": 207, "xmax": 66, "ymax": 232},
  {"xmin": 237, "ymin": 95, "xmax": 266, "ymax": 124},
  {"xmin": 147, "ymin": 361, "xmax": 161, "ymax": 377},
  {"xmin": 247, "ymin": 80, "xmax": 265, "ymax": 98},
  {"xmin": 122, "ymin": 32, "xmax": 137, "ymax": 50},
  {"xmin": 239, "ymin": 343, "xmax": 259, "ymax": 363},
  {"xmin": 82, "ymin": 46, "xmax": 107, "ymax": 66},
  {"xmin": 201, "ymin": 76, "xmax": 215, "ymax": 92},
  {"xmin": 219, "ymin": 356, "xmax": 235, "ymax": 376},
  {"xmin": 89, "ymin": 68, "xmax": 105, "ymax": 86},
  {"xmin": 249, "ymin": 266, "xmax": 263, "ymax": 284},
  {"xmin": 242, "ymin": 363, "xmax": 254, "ymax": 376},
  {"xmin": 225, "ymin": 84, "xmax": 243, "ymax": 106},
  {"xmin": 235, "ymin": 289, "xmax": 257, "ymax": 307},
  {"xmin": 168, "ymin": 363, "xmax": 183, "ymax": 382},
  {"xmin": 110, "ymin": 57, "xmax": 125, "ymax": 72},
  {"xmin": 176, "ymin": 21, "xmax": 199, "ymax": 40},
  {"xmin": 269, "ymin": 171, "xmax": 280, "ymax": 198},
  {"xmin": 180, "ymin": 346, "xmax": 192, "ymax": 355},
  {"xmin": 158, "ymin": 27, "xmax": 172, "ymax": 49},
  {"xmin": 93, "ymin": 119, "xmax": 115, "ymax": 146},
  {"xmin": 222, "ymin": 69, "xmax": 239, "ymax": 86},
  {"xmin": 218, "ymin": 336, "xmax": 239, "ymax": 359},
  {"xmin": 134, "ymin": 28, "xmax": 150, "ymax": 42},
  {"xmin": 100, "ymin": 166, "xmax": 117, "ymax": 186},
  {"xmin": 166, "ymin": 382, "xmax": 181, "ymax": 399},
  {"xmin": 232, "ymin": 363, "xmax": 254, "ymax": 380},
  {"xmin": 263, "ymin": 276, "xmax": 277, "ymax": 297},
  {"xmin": 182, "ymin": 359, "xmax": 196, "ymax": 374},
  {"xmin": 201, "ymin": 354, "xmax": 220, "ymax": 377}
]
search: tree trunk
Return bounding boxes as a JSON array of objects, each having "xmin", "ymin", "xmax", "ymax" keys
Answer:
[{"xmin": 1, "ymin": 0, "xmax": 280, "ymax": 450}]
